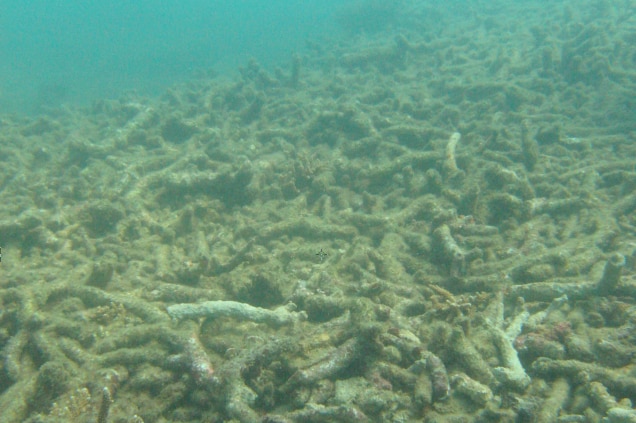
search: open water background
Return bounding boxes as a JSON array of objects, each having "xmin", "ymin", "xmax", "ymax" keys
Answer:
[{"xmin": 0, "ymin": 0, "xmax": 344, "ymax": 114}]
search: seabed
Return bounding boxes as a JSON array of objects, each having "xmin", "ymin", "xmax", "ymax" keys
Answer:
[{"xmin": 1, "ymin": 1, "xmax": 636, "ymax": 422}]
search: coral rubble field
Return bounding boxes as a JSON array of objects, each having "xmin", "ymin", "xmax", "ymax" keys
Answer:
[{"xmin": 1, "ymin": 1, "xmax": 636, "ymax": 422}]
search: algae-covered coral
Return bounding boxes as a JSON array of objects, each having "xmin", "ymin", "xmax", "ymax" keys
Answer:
[{"xmin": 1, "ymin": 1, "xmax": 636, "ymax": 422}]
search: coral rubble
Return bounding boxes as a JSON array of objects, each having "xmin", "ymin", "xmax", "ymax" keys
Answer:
[{"xmin": 1, "ymin": 0, "xmax": 636, "ymax": 421}]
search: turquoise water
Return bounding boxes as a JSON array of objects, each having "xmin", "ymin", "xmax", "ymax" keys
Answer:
[{"xmin": 0, "ymin": 0, "xmax": 342, "ymax": 113}]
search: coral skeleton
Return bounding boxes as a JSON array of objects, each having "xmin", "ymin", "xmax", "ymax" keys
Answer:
[
  {"xmin": 444, "ymin": 132, "xmax": 461, "ymax": 174},
  {"xmin": 167, "ymin": 300, "xmax": 307, "ymax": 327}
]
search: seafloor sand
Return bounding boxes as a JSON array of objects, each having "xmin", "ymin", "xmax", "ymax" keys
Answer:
[{"xmin": 1, "ymin": 1, "xmax": 636, "ymax": 422}]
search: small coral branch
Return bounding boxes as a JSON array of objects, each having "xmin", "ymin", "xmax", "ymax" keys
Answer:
[
  {"xmin": 168, "ymin": 332, "xmax": 218, "ymax": 388},
  {"xmin": 444, "ymin": 132, "xmax": 461, "ymax": 174},
  {"xmin": 448, "ymin": 328, "xmax": 494, "ymax": 386},
  {"xmin": 167, "ymin": 300, "xmax": 306, "ymax": 327},
  {"xmin": 491, "ymin": 325, "xmax": 531, "ymax": 391},
  {"xmin": 425, "ymin": 352, "xmax": 450, "ymax": 402},
  {"xmin": 537, "ymin": 378, "xmax": 570, "ymax": 422},
  {"xmin": 267, "ymin": 403, "xmax": 369, "ymax": 423},
  {"xmin": 509, "ymin": 251, "xmax": 627, "ymax": 302},
  {"xmin": 532, "ymin": 357, "xmax": 636, "ymax": 398},
  {"xmin": 433, "ymin": 224, "xmax": 466, "ymax": 277},
  {"xmin": 451, "ymin": 373, "xmax": 493, "ymax": 406},
  {"xmin": 282, "ymin": 337, "xmax": 360, "ymax": 391},
  {"xmin": 596, "ymin": 252, "xmax": 625, "ymax": 296},
  {"xmin": 97, "ymin": 386, "xmax": 112, "ymax": 423}
]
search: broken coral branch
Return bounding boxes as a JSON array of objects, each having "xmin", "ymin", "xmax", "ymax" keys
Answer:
[{"xmin": 167, "ymin": 300, "xmax": 307, "ymax": 327}]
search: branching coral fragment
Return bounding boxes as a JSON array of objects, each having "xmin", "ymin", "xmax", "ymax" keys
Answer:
[{"xmin": 167, "ymin": 300, "xmax": 307, "ymax": 327}]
